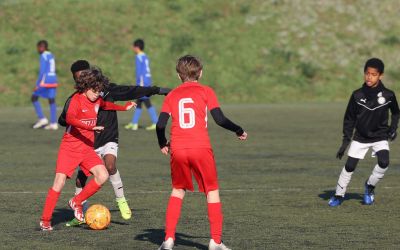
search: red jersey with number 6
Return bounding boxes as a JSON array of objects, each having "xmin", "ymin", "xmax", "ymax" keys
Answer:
[{"xmin": 161, "ymin": 82, "xmax": 220, "ymax": 150}]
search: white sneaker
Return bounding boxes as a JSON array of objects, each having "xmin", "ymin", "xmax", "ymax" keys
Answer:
[
  {"xmin": 33, "ymin": 118, "xmax": 48, "ymax": 129},
  {"xmin": 209, "ymin": 239, "xmax": 231, "ymax": 250},
  {"xmin": 158, "ymin": 237, "xmax": 174, "ymax": 250},
  {"xmin": 44, "ymin": 123, "xmax": 58, "ymax": 130}
]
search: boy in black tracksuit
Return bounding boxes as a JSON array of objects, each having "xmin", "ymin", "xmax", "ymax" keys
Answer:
[
  {"xmin": 329, "ymin": 58, "xmax": 400, "ymax": 207},
  {"xmin": 59, "ymin": 60, "xmax": 170, "ymax": 224}
]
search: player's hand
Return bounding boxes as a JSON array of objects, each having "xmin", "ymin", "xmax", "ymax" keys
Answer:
[
  {"xmin": 93, "ymin": 126, "xmax": 105, "ymax": 132},
  {"xmin": 388, "ymin": 129, "xmax": 397, "ymax": 141},
  {"xmin": 238, "ymin": 131, "xmax": 247, "ymax": 140},
  {"xmin": 336, "ymin": 139, "xmax": 350, "ymax": 159},
  {"xmin": 160, "ymin": 141, "xmax": 170, "ymax": 155},
  {"xmin": 336, "ymin": 144, "xmax": 347, "ymax": 159},
  {"xmin": 336, "ymin": 148, "xmax": 345, "ymax": 160},
  {"xmin": 124, "ymin": 101, "xmax": 137, "ymax": 110},
  {"xmin": 161, "ymin": 146, "xmax": 169, "ymax": 155}
]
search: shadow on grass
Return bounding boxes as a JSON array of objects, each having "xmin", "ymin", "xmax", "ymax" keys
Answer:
[
  {"xmin": 134, "ymin": 229, "xmax": 208, "ymax": 250},
  {"xmin": 52, "ymin": 208, "xmax": 74, "ymax": 226},
  {"xmin": 318, "ymin": 190, "xmax": 363, "ymax": 203},
  {"xmin": 109, "ymin": 208, "xmax": 149, "ymax": 225}
]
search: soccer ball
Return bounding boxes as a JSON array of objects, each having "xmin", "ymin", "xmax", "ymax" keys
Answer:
[{"xmin": 85, "ymin": 204, "xmax": 111, "ymax": 230}]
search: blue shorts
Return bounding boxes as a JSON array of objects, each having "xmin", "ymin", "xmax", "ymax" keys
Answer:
[{"xmin": 33, "ymin": 87, "xmax": 57, "ymax": 99}]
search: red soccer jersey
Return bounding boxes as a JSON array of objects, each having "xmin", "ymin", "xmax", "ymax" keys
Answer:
[
  {"xmin": 161, "ymin": 82, "xmax": 220, "ymax": 150},
  {"xmin": 62, "ymin": 93, "xmax": 127, "ymax": 152}
]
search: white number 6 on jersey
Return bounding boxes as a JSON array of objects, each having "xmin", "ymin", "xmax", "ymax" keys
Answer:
[{"xmin": 179, "ymin": 98, "xmax": 195, "ymax": 129}]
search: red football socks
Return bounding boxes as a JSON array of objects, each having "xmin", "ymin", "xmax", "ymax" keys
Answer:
[
  {"xmin": 208, "ymin": 202, "xmax": 223, "ymax": 244},
  {"xmin": 41, "ymin": 188, "xmax": 61, "ymax": 222},
  {"xmin": 165, "ymin": 196, "xmax": 183, "ymax": 241},
  {"xmin": 73, "ymin": 179, "xmax": 101, "ymax": 204}
]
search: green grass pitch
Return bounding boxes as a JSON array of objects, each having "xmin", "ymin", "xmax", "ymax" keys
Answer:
[{"xmin": 1, "ymin": 104, "xmax": 400, "ymax": 249}]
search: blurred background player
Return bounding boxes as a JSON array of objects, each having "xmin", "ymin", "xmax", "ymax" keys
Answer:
[
  {"xmin": 125, "ymin": 39, "xmax": 158, "ymax": 131},
  {"xmin": 329, "ymin": 58, "xmax": 399, "ymax": 207},
  {"xmin": 60, "ymin": 60, "xmax": 170, "ymax": 226},
  {"xmin": 156, "ymin": 55, "xmax": 247, "ymax": 250},
  {"xmin": 31, "ymin": 40, "xmax": 59, "ymax": 130}
]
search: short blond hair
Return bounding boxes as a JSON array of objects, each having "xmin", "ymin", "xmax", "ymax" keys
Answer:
[{"xmin": 176, "ymin": 55, "xmax": 203, "ymax": 82}]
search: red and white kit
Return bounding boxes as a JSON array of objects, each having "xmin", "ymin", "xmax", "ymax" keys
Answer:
[
  {"xmin": 56, "ymin": 93, "xmax": 129, "ymax": 177},
  {"xmin": 40, "ymin": 93, "xmax": 130, "ymax": 225}
]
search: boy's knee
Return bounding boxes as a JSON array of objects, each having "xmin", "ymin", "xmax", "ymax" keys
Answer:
[
  {"xmin": 206, "ymin": 189, "xmax": 220, "ymax": 203},
  {"xmin": 107, "ymin": 165, "xmax": 117, "ymax": 175},
  {"xmin": 31, "ymin": 95, "xmax": 38, "ymax": 102},
  {"xmin": 104, "ymin": 155, "xmax": 117, "ymax": 175},
  {"xmin": 97, "ymin": 170, "xmax": 109, "ymax": 184},
  {"xmin": 48, "ymin": 98, "xmax": 55, "ymax": 104},
  {"xmin": 144, "ymin": 99, "xmax": 152, "ymax": 108},
  {"xmin": 52, "ymin": 175, "xmax": 66, "ymax": 192},
  {"xmin": 377, "ymin": 150, "xmax": 389, "ymax": 168},
  {"xmin": 171, "ymin": 188, "xmax": 185, "ymax": 199},
  {"xmin": 136, "ymin": 100, "xmax": 143, "ymax": 109},
  {"xmin": 344, "ymin": 157, "xmax": 359, "ymax": 172},
  {"xmin": 91, "ymin": 165, "xmax": 109, "ymax": 184},
  {"xmin": 378, "ymin": 159, "xmax": 389, "ymax": 168}
]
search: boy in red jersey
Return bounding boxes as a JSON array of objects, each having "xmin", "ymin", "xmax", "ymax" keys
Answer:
[
  {"xmin": 156, "ymin": 55, "xmax": 247, "ymax": 250},
  {"xmin": 39, "ymin": 69, "xmax": 136, "ymax": 231}
]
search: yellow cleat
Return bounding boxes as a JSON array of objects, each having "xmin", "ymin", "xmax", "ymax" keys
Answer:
[
  {"xmin": 145, "ymin": 124, "xmax": 156, "ymax": 131},
  {"xmin": 65, "ymin": 217, "xmax": 85, "ymax": 227},
  {"xmin": 116, "ymin": 197, "xmax": 132, "ymax": 220},
  {"xmin": 124, "ymin": 123, "xmax": 138, "ymax": 130}
]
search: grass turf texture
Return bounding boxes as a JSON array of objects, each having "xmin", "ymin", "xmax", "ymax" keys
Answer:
[
  {"xmin": 1, "ymin": 104, "xmax": 400, "ymax": 249},
  {"xmin": 2, "ymin": 0, "xmax": 400, "ymax": 106}
]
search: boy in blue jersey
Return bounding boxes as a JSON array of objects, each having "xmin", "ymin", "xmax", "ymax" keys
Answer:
[
  {"xmin": 32, "ymin": 40, "xmax": 59, "ymax": 130},
  {"xmin": 125, "ymin": 39, "xmax": 158, "ymax": 131}
]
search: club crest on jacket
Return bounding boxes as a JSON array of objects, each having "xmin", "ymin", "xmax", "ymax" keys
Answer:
[{"xmin": 377, "ymin": 92, "xmax": 386, "ymax": 105}]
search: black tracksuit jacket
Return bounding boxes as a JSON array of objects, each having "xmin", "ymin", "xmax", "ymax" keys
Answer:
[{"xmin": 342, "ymin": 82, "xmax": 400, "ymax": 143}]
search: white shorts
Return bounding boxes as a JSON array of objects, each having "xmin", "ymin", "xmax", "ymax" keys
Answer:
[
  {"xmin": 95, "ymin": 142, "xmax": 119, "ymax": 158},
  {"xmin": 347, "ymin": 140, "xmax": 389, "ymax": 159}
]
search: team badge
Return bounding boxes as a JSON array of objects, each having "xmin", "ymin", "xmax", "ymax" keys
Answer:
[
  {"xmin": 95, "ymin": 104, "xmax": 100, "ymax": 114},
  {"xmin": 377, "ymin": 92, "xmax": 386, "ymax": 105}
]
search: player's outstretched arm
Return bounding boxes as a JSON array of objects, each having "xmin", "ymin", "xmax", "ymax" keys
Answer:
[
  {"xmin": 100, "ymin": 100, "xmax": 136, "ymax": 111},
  {"xmin": 107, "ymin": 83, "xmax": 171, "ymax": 101},
  {"xmin": 210, "ymin": 107, "xmax": 247, "ymax": 140},
  {"xmin": 337, "ymin": 94, "xmax": 357, "ymax": 159},
  {"xmin": 156, "ymin": 112, "xmax": 170, "ymax": 155},
  {"xmin": 388, "ymin": 93, "xmax": 400, "ymax": 141}
]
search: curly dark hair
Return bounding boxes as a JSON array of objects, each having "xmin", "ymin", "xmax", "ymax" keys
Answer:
[{"xmin": 75, "ymin": 67, "xmax": 110, "ymax": 93}]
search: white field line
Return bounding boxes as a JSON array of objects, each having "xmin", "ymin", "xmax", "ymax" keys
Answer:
[{"xmin": 1, "ymin": 186, "xmax": 400, "ymax": 194}]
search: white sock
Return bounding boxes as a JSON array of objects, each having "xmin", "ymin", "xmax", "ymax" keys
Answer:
[
  {"xmin": 367, "ymin": 164, "xmax": 388, "ymax": 187},
  {"xmin": 75, "ymin": 187, "xmax": 82, "ymax": 195},
  {"xmin": 75, "ymin": 187, "xmax": 88, "ymax": 204},
  {"xmin": 335, "ymin": 167, "xmax": 354, "ymax": 197},
  {"xmin": 109, "ymin": 170, "xmax": 125, "ymax": 200}
]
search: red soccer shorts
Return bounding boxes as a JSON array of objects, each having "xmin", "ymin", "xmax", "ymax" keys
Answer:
[
  {"xmin": 55, "ymin": 146, "xmax": 103, "ymax": 178},
  {"xmin": 170, "ymin": 148, "xmax": 219, "ymax": 194}
]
